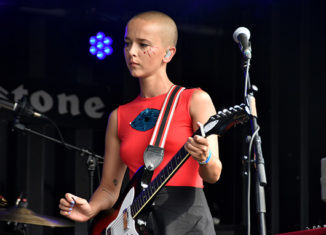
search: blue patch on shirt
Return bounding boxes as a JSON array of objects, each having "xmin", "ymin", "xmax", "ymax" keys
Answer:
[{"xmin": 130, "ymin": 108, "xmax": 160, "ymax": 131}]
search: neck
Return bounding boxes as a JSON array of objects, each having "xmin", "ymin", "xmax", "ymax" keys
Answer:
[{"xmin": 138, "ymin": 74, "xmax": 174, "ymax": 98}]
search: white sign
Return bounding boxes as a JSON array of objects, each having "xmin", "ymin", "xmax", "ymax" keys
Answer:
[{"xmin": 0, "ymin": 85, "xmax": 105, "ymax": 119}]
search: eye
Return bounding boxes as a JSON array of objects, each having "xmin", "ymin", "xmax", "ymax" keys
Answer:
[
  {"xmin": 140, "ymin": 43, "xmax": 149, "ymax": 48},
  {"xmin": 124, "ymin": 41, "xmax": 131, "ymax": 48}
]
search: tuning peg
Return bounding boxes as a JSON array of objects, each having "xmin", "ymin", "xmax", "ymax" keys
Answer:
[
  {"xmin": 228, "ymin": 107, "xmax": 236, "ymax": 112},
  {"xmin": 222, "ymin": 109, "xmax": 232, "ymax": 115},
  {"xmin": 218, "ymin": 111, "xmax": 226, "ymax": 117}
]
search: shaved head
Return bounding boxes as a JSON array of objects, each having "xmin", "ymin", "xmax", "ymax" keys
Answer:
[{"xmin": 128, "ymin": 11, "xmax": 178, "ymax": 47}]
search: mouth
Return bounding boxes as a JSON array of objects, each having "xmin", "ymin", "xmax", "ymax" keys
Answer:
[{"xmin": 129, "ymin": 61, "xmax": 139, "ymax": 67}]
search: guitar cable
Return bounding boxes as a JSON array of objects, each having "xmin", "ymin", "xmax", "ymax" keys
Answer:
[{"xmin": 246, "ymin": 124, "xmax": 261, "ymax": 235}]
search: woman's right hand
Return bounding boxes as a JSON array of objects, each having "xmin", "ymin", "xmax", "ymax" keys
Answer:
[{"xmin": 59, "ymin": 193, "xmax": 93, "ymax": 222}]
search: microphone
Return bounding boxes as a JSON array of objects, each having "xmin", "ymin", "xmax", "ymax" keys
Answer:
[
  {"xmin": 233, "ymin": 27, "xmax": 252, "ymax": 59},
  {"xmin": 0, "ymin": 96, "xmax": 45, "ymax": 118}
]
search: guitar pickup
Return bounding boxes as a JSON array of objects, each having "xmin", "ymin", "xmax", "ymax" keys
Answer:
[{"xmin": 123, "ymin": 208, "xmax": 129, "ymax": 230}]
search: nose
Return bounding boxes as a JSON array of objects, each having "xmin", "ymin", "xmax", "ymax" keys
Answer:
[{"xmin": 125, "ymin": 43, "xmax": 137, "ymax": 57}]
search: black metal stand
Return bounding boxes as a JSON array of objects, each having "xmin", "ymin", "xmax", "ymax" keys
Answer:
[
  {"xmin": 12, "ymin": 116, "xmax": 103, "ymax": 197},
  {"xmin": 241, "ymin": 56, "xmax": 267, "ymax": 235}
]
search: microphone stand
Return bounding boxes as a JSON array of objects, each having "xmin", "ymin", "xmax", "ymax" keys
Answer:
[
  {"xmin": 241, "ymin": 53, "xmax": 267, "ymax": 235},
  {"xmin": 12, "ymin": 116, "xmax": 104, "ymax": 197}
]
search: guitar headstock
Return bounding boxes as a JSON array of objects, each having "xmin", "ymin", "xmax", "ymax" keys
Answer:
[{"xmin": 195, "ymin": 103, "xmax": 250, "ymax": 137}]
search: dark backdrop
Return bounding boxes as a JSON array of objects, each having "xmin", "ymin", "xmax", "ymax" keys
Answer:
[{"xmin": 0, "ymin": 0, "xmax": 325, "ymax": 234}]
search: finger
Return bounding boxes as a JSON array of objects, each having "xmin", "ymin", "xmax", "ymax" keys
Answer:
[
  {"xmin": 59, "ymin": 201, "xmax": 74, "ymax": 210},
  {"xmin": 189, "ymin": 140, "xmax": 208, "ymax": 155},
  {"xmin": 185, "ymin": 144, "xmax": 205, "ymax": 161},
  {"xmin": 60, "ymin": 198, "xmax": 71, "ymax": 207},
  {"xmin": 188, "ymin": 136, "xmax": 207, "ymax": 150},
  {"xmin": 65, "ymin": 193, "xmax": 76, "ymax": 205},
  {"xmin": 59, "ymin": 199, "xmax": 75, "ymax": 217},
  {"xmin": 194, "ymin": 135, "xmax": 209, "ymax": 145},
  {"xmin": 187, "ymin": 137, "xmax": 201, "ymax": 148},
  {"xmin": 60, "ymin": 210, "xmax": 71, "ymax": 216},
  {"xmin": 71, "ymin": 196, "xmax": 87, "ymax": 206},
  {"xmin": 185, "ymin": 138, "xmax": 196, "ymax": 151},
  {"xmin": 185, "ymin": 141, "xmax": 201, "ymax": 154}
]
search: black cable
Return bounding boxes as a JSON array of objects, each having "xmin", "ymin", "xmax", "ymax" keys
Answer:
[{"xmin": 41, "ymin": 115, "xmax": 73, "ymax": 151}]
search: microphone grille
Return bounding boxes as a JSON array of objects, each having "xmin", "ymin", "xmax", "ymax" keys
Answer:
[{"xmin": 233, "ymin": 27, "xmax": 251, "ymax": 43}]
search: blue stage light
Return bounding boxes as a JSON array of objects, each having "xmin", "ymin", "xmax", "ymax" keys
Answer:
[
  {"xmin": 103, "ymin": 37, "xmax": 112, "ymax": 45},
  {"xmin": 89, "ymin": 36, "xmax": 97, "ymax": 45},
  {"xmin": 96, "ymin": 32, "xmax": 105, "ymax": 40},
  {"xmin": 89, "ymin": 46, "xmax": 97, "ymax": 55},
  {"xmin": 97, "ymin": 51, "xmax": 105, "ymax": 60},
  {"xmin": 96, "ymin": 42, "xmax": 104, "ymax": 50},
  {"xmin": 104, "ymin": 47, "xmax": 113, "ymax": 55},
  {"xmin": 89, "ymin": 32, "xmax": 113, "ymax": 60}
]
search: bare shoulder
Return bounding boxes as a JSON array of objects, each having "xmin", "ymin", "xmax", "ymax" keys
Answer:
[
  {"xmin": 106, "ymin": 108, "xmax": 119, "ymax": 136},
  {"xmin": 190, "ymin": 89, "xmax": 216, "ymax": 115},
  {"xmin": 108, "ymin": 108, "xmax": 118, "ymax": 123},
  {"xmin": 190, "ymin": 89, "xmax": 213, "ymax": 105},
  {"xmin": 189, "ymin": 89, "xmax": 217, "ymax": 128}
]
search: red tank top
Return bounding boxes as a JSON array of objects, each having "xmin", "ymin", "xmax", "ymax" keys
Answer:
[{"xmin": 117, "ymin": 88, "xmax": 203, "ymax": 188}]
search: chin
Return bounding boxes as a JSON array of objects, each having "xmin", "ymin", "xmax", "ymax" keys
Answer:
[
  {"xmin": 130, "ymin": 72, "xmax": 142, "ymax": 78},
  {"xmin": 130, "ymin": 70, "xmax": 146, "ymax": 78}
]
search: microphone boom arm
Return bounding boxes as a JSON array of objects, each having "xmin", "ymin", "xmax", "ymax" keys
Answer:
[{"xmin": 11, "ymin": 112, "xmax": 103, "ymax": 197}]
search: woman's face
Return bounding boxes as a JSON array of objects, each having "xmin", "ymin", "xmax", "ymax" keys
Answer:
[{"xmin": 124, "ymin": 18, "xmax": 167, "ymax": 79}]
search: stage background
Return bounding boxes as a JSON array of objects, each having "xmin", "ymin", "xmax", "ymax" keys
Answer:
[{"xmin": 0, "ymin": 0, "xmax": 325, "ymax": 234}]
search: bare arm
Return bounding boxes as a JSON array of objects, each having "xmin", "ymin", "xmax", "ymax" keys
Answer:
[
  {"xmin": 59, "ymin": 108, "xmax": 127, "ymax": 221},
  {"xmin": 88, "ymin": 108, "xmax": 127, "ymax": 215},
  {"xmin": 184, "ymin": 90, "xmax": 222, "ymax": 183}
]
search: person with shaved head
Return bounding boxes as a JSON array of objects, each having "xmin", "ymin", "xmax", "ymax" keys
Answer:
[{"xmin": 59, "ymin": 11, "xmax": 221, "ymax": 235}]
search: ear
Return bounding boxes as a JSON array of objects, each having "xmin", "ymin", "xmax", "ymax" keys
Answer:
[{"xmin": 163, "ymin": 47, "xmax": 176, "ymax": 63}]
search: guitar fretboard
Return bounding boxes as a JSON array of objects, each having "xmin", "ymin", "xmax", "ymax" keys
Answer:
[{"xmin": 130, "ymin": 146, "xmax": 190, "ymax": 218}]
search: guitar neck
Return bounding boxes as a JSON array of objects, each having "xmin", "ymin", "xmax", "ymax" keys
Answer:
[{"xmin": 130, "ymin": 146, "xmax": 190, "ymax": 218}]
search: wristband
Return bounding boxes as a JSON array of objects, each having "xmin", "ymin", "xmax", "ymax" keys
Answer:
[{"xmin": 198, "ymin": 149, "xmax": 212, "ymax": 165}]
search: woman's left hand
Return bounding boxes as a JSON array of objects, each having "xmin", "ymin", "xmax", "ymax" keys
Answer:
[{"xmin": 184, "ymin": 135, "xmax": 210, "ymax": 164}]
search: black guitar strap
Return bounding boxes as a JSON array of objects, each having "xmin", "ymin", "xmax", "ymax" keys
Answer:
[{"xmin": 141, "ymin": 85, "xmax": 185, "ymax": 189}]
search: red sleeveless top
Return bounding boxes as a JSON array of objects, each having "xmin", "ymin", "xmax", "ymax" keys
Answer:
[{"xmin": 117, "ymin": 88, "xmax": 203, "ymax": 188}]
